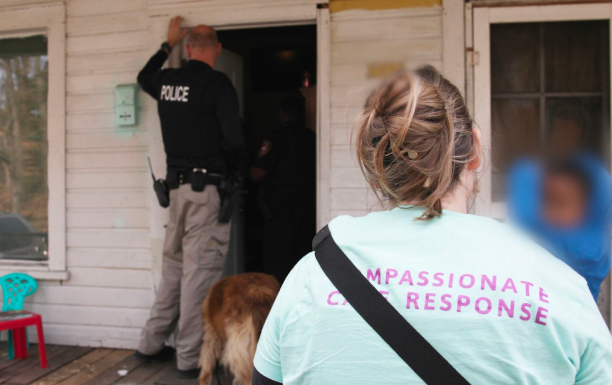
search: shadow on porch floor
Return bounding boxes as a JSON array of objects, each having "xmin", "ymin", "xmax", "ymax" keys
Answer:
[{"xmin": 0, "ymin": 342, "xmax": 234, "ymax": 385}]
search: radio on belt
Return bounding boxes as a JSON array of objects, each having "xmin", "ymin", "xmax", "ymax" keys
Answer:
[{"xmin": 114, "ymin": 84, "xmax": 139, "ymax": 126}]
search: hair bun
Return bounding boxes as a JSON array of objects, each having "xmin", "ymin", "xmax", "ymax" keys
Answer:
[{"xmin": 354, "ymin": 66, "xmax": 475, "ymax": 220}]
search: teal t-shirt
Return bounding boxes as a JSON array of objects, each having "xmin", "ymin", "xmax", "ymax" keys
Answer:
[{"xmin": 254, "ymin": 207, "xmax": 612, "ymax": 384}]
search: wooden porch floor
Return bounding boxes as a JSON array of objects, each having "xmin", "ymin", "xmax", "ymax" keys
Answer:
[{"xmin": 0, "ymin": 342, "xmax": 233, "ymax": 385}]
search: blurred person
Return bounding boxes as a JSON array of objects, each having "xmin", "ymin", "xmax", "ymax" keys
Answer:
[
  {"xmin": 134, "ymin": 16, "xmax": 246, "ymax": 379},
  {"xmin": 508, "ymin": 155, "xmax": 612, "ymax": 300},
  {"xmin": 252, "ymin": 67, "xmax": 612, "ymax": 385},
  {"xmin": 250, "ymin": 95, "xmax": 316, "ymax": 283},
  {"xmin": 549, "ymin": 102, "xmax": 588, "ymax": 157}
]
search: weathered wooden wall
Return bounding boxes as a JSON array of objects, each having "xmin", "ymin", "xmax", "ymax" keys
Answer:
[{"xmin": 328, "ymin": 6, "xmax": 444, "ymax": 218}]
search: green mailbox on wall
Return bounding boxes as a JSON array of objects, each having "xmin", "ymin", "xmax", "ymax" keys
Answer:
[{"xmin": 115, "ymin": 84, "xmax": 139, "ymax": 126}]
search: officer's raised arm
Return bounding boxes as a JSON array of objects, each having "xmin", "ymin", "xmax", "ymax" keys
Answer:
[{"xmin": 137, "ymin": 16, "xmax": 188, "ymax": 99}]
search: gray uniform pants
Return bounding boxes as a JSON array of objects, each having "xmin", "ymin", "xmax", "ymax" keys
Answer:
[{"xmin": 138, "ymin": 184, "xmax": 230, "ymax": 370}]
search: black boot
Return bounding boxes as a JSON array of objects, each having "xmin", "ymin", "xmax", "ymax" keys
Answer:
[
  {"xmin": 133, "ymin": 346, "xmax": 175, "ymax": 363},
  {"xmin": 177, "ymin": 368, "xmax": 200, "ymax": 379}
]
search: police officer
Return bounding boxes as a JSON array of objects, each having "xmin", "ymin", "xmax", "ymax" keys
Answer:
[
  {"xmin": 251, "ymin": 95, "xmax": 316, "ymax": 283},
  {"xmin": 134, "ymin": 17, "xmax": 245, "ymax": 379}
]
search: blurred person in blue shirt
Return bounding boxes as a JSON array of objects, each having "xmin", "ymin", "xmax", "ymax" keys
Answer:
[{"xmin": 508, "ymin": 154, "xmax": 612, "ymax": 300}]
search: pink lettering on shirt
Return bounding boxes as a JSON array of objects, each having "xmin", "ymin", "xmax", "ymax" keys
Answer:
[
  {"xmin": 327, "ymin": 268, "xmax": 550, "ymax": 327},
  {"xmin": 535, "ymin": 307, "xmax": 548, "ymax": 326},
  {"xmin": 424, "ymin": 293, "xmax": 436, "ymax": 310},
  {"xmin": 475, "ymin": 297, "xmax": 492, "ymax": 315},
  {"xmin": 386, "ymin": 269, "xmax": 398, "ymax": 284},
  {"xmin": 406, "ymin": 292, "xmax": 419, "ymax": 309},
  {"xmin": 399, "ymin": 270, "xmax": 413, "ymax": 285},
  {"xmin": 502, "ymin": 278, "xmax": 518, "ymax": 293},
  {"xmin": 367, "ymin": 268, "xmax": 381, "ymax": 285},
  {"xmin": 481, "ymin": 275, "xmax": 496, "ymax": 291},
  {"xmin": 459, "ymin": 274, "xmax": 475, "ymax": 289},
  {"xmin": 457, "ymin": 295, "xmax": 470, "ymax": 312}
]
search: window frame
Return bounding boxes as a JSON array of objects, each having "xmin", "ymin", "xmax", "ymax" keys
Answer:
[
  {"xmin": 489, "ymin": 20, "xmax": 610, "ymax": 204},
  {"xmin": 0, "ymin": 2, "xmax": 67, "ymax": 280},
  {"xmin": 470, "ymin": 2, "xmax": 612, "ymax": 219}
]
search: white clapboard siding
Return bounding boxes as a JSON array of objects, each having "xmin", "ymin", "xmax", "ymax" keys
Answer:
[
  {"xmin": 67, "ymin": 129, "xmax": 148, "ymax": 150},
  {"xmin": 30, "ymin": 285, "xmax": 154, "ymax": 308},
  {"xmin": 63, "ymin": 267, "xmax": 152, "ymax": 289},
  {"xmin": 67, "ymin": 248, "xmax": 151, "ymax": 269},
  {"xmin": 331, "ymin": 82, "xmax": 378, "ymax": 105},
  {"xmin": 28, "ymin": 324, "xmax": 142, "ymax": 349},
  {"xmin": 332, "ymin": 38, "xmax": 442, "ymax": 65},
  {"xmin": 67, "ymin": 209, "xmax": 150, "ymax": 229},
  {"xmin": 68, "ymin": 31, "xmax": 150, "ymax": 55},
  {"xmin": 331, "ymin": 104, "xmax": 363, "ymax": 125},
  {"xmin": 67, "ymin": 229, "xmax": 150, "ymax": 249},
  {"xmin": 331, "ymin": 145, "xmax": 358, "ymax": 168},
  {"xmin": 68, "ymin": 0, "xmax": 147, "ymax": 18},
  {"xmin": 331, "ymin": 60, "xmax": 443, "ymax": 85},
  {"xmin": 67, "ymin": 150, "xmax": 148, "ymax": 170},
  {"xmin": 67, "ymin": 92, "xmax": 149, "ymax": 113},
  {"xmin": 67, "ymin": 171, "xmax": 148, "ymax": 189},
  {"xmin": 68, "ymin": 71, "xmax": 141, "ymax": 93},
  {"xmin": 331, "ymin": 124, "xmax": 353, "ymax": 146},
  {"xmin": 332, "ymin": 12, "xmax": 441, "ymax": 43},
  {"xmin": 330, "ymin": 188, "xmax": 380, "ymax": 210},
  {"xmin": 67, "ymin": 50, "xmax": 147, "ymax": 75},
  {"xmin": 24, "ymin": 303, "xmax": 149, "ymax": 328},
  {"xmin": 68, "ymin": 109, "xmax": 150, "ymax": 131},
  {"xmin": 329, "ymin": 7, "xmax": 443, "ymax": 217},
  {"xmin": 330, "ymin": 166, "xmax": 365, "ymax": 189},
  {"xmin": 67, "ymin": 11, "xmax": 148, "ymax": 37},
  {"xmin": 330, "ymin": 209, "xmax": 370, "ymax": 220}
]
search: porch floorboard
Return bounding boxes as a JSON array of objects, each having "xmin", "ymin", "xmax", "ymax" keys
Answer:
[{"xmin": 0, "ymin": 343, "xmax": 234, "ymax": 385}]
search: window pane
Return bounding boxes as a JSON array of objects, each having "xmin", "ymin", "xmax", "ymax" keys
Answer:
[
  {"xmin": 491, "ymin": 23, "xmax": 540, "ymax": 94},
  {"xmin": 546, "ymin": 97, "xmax": 603, "ymax": 156},
  {"xmin": 0, "ymin": 35, "xmax": 48, "ymax": 261},
  {"xmin": 491, "ymin": 98, "xmax": 540, "ymax": 201},
  {"xmin": 544, "ymin": 21, "xmax": 608, "ymax": 93}
]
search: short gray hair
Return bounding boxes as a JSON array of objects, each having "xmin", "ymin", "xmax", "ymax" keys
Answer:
[{"xmin": 185, "ymin": 28, "xmax": 218, "ymax": 50}]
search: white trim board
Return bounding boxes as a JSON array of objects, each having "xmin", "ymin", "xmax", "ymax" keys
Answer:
[
  {"xmin": 318, "ymin": 6, "xmax": 331, "ymax": 229},
  {"xmin": 443, "ymin": 0, "xmax": 465, "ymax": 95},
  {"xmin": 0, "ymin": 2, "xmax": 67, "ymax": 279}
]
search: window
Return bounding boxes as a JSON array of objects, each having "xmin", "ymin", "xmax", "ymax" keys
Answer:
[
  {"xmin": 490, "ymin": 21, "xmax": 610, "ymax": 201},
  {"xmin": 0, "ymin": 3, "xmax": 66, "ymax": 280},
  {"xmin": 0, "ymin": 35, "xmax": 49, "ymax": 261}
]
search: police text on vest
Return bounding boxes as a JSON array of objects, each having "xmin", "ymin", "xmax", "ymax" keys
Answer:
[{"xmin": 161, "ymin": 85, "xmax": 189, "ymax": 102}]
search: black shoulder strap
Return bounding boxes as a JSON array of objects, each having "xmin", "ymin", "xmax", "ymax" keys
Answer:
[{"xmin": 313, "ymin": 225, "xmax": 470, "ymax": 385}]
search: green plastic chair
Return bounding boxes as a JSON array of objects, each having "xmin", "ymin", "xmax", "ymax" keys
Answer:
[{"xmin": 0, "ymin": 273, "xmax": 38, "ymax": 359}]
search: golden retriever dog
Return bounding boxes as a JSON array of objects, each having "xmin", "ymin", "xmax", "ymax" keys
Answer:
[{"xmin": 199, "ymin": 272, "xmax": 280, "ymax": 385}]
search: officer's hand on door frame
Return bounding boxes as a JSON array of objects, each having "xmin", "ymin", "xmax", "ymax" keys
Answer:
[{"xmin": 167, "ymin": 16, "xmax": 189, "ymax": 49}]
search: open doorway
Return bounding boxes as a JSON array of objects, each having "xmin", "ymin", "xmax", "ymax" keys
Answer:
[{"xmin": 181, "ymin": 24, "xmax": 318, "ymax": 280}]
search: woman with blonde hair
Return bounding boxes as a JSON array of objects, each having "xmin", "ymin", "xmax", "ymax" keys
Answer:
[{"xmin": 252, "ymin": 66, "xmax": 612, "ymax": 384}]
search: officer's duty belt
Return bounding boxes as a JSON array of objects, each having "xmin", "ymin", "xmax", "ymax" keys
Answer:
[{"xmin": 167, "ymin": 170, "xmax": 223, "ymax": 191}]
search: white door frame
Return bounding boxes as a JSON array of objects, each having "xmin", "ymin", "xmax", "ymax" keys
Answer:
[
  {"xmin": 146, "ymin": 3, "xmax": 331, "ymax": 288},
  {"xmin": 469, "ymin": 2, "xmax": 612, "ymax": 324}
]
